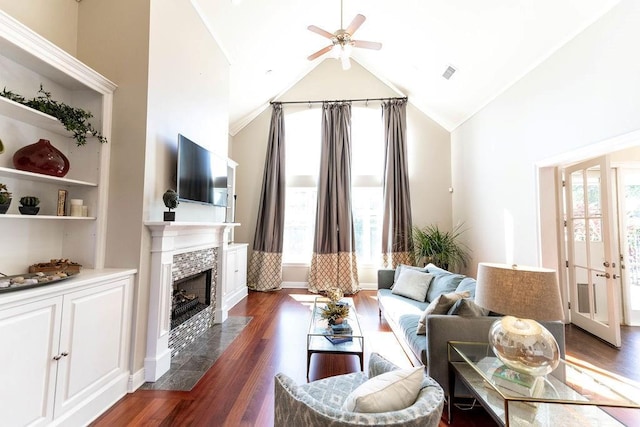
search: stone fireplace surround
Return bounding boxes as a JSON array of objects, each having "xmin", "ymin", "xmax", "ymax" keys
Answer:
[{"xmin": 144, "ymin": 222, "xmax": 238, "ymax": 382}]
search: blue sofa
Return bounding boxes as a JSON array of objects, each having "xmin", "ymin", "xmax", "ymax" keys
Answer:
[{"xmin": 377, "ymin": 264, "xmax": 566, "ymax": 396}]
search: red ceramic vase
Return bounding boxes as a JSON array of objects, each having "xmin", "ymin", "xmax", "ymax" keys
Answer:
[{"xmin": 13, "ymin": 139, "xmax": 70, "ymax": 177}]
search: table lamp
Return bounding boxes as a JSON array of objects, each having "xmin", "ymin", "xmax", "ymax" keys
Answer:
[{"xmin": 475, "ymin": 262, "xmax": 564, "ymax": 377}]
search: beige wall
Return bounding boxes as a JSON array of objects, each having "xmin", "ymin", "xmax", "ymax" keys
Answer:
[
  {"xmin": 0, "ymin": 0, "xmax": 78, "ymax": 55},
  {"xmin": 232, "ymin": 58, "xmax": 451, "ymax": 285},
  {"xmin": 75, "ymin": 0, "xmax": 152, "ymax": 375},
  {"xmin": 451, "ymin": 0, "xmax": 640, "ymax": 277}
]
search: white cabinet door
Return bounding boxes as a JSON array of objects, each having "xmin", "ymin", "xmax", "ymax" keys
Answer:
[
  {"xmin": 54, "ymin": 278, "xmax": 130, "ymax": 418},
  {"xmin": 235, "ymin": 245, "xmax": 247, "ymax": 293},
  {"xmin": 0, "ymin": 296, "xmax": 63, "ymax": 427},
  {"xmin": 224, "ymin": 249, "xmax": 237, "ymax": 297}
]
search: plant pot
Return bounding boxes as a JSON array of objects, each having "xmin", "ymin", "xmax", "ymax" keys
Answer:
[
  {"xmin": 164, "ymin": 211, "xmax": 176, "ymax": 221},
  {"xmin": 13, "ymin": 139, "xmax": 70, "ymax": 177},
  {"xmin": 19, "ymin": 206, "xmax": 40, "ymax": 215},
  {"xmin": 0, "ymin": 199, "xmax": 10, "ymax": 214}
]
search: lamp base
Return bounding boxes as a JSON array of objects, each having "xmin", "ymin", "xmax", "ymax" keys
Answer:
[{"xmin": 489, "ymin": 316, "xmax": 560, "ymax": 376}]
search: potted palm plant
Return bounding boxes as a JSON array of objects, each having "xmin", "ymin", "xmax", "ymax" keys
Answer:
[{"xmin": 412, "ymin": 223, "xmax": 470, "ymax": 272}]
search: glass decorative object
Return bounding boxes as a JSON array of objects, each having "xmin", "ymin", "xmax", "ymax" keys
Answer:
[{"xmin": 488, "ymin": 315, "xmax": 560, "ymax": 376}]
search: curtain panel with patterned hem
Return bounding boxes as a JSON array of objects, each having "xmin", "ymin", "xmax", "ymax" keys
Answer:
[
  {"xmin": 381, "ymin": 99, "xmax": 413, "ymax": 268},
  {"xmin": 247, "ymin": 104, "xmax": 285, "ymax": 292},
  {"xmin": 308, "ymin": 102, "xmax": 360, "ymax": 295}
]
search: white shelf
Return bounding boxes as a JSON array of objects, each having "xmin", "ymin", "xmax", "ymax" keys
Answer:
[
  {"xmin": 0, "ymin": 96, "xmax": 69, "ymax": 136},
  {"xmin": 0, "ymin": 214, "xmax": 95, "ymax": 220},
  {"xmin": 0, "ymin": 166, "xmax": 98, "ymax": 187}
]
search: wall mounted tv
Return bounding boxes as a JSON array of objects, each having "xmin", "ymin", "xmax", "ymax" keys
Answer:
[{"xmin": 177, "ymin": 134, "xmax": 228, "ymax": 207}]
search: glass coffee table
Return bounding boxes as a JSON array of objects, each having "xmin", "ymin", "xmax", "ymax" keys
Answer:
[
  {"xmin": 448, "ymin": 341, "xmax": 640, "ymax": 426},
  {"xmin": 307, "ymin": 297, "xmax": 364, "ymax": 378}
]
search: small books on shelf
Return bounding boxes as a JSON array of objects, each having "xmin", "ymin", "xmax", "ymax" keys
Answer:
[
  {"xmin": 324, "ymin": 320, "xmax": 353, "ymax": 344},
  {"xmin": 331, "ymin": 320, "xmax": 352, "ymax": 335},
  {"xmin": 491, "ymin": 365, "xmax": 545, "ymax": 397},
  {"xmin": 324, "ymin": 335, "xmax": 353, "ymax": 344}
]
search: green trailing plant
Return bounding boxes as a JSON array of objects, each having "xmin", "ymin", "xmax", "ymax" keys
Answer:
[
  {"xmin": 19, "ymin": 196, "xmax": 40, "ymax": 207},
  {"xmin": 0, "ymin": 85, "xmax": 107, "ymax": 146},
  {"xmin": 320, "ymin": 300, "xmax": 350, "ymax": 325},
  {"xmin": 412, "ymin": 223, "xmax": 470, "ymax": 272},
  {"xmin": 0, "ymin": 183, "xmax": 11, "ymax": 204}
]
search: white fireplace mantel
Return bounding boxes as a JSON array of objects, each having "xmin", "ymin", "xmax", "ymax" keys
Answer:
[{"xmin": 143, "ymin": 221, "xmax": 240, "ymax": 382}]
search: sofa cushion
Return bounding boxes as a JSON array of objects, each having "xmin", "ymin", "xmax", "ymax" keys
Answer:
[
  {"xmin": 393, "ymin": 264, "xmax": 428, "ymax": 284},
  {"xmin": 416, "ymin": 291, "xmax": 470, "ymax": 334},
  {"xmin": 342, "ymin": 366, "xmax": 424, "ymax": 413},
  {"xmin": 391, "ymin": 269, "xmax": 434, "ymax": 302},
  {"xmin": 426, "ymin": 273, "xmax": 464, "ymax": 302},
  {"xmin": 447, "ymin": 298, "xmax": 490, "ymax": 317}
]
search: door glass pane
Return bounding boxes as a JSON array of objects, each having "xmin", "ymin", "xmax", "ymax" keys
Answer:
[
  {"xmin": 573, "ymin": 219, "xmax": 586, "ymax": 243},
  {"xmin": 587, "ymin": 170, "xmax": 602, "ymax": 217},
  {"xmin": 589, "ymin": 218, "xmax": 602, "ymax": 243},
  {"xmin": 571, "ymin": 171, "xmax": 585, "ymax": 217}
]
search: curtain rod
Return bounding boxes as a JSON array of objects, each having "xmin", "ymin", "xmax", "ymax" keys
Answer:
[{"xmin": 271, "ymin": 96, "xmax": 407, "ymax": 106}]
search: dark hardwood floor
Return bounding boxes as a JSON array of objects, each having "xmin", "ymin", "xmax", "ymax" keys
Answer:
[{"xmin": 92, "ymin": 289, "xmax": 640, "ymax": 426}]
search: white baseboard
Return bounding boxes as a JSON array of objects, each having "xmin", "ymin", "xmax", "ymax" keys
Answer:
[
  {"xmin": 282, "ymin": 282, "xmax": 376, "ymax": 291},
  {"xmin": 128, "ymin": 368, "xmax": 146, "ymax": 392}
]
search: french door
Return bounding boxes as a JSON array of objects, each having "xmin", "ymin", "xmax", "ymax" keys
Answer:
[{"xmin": 564, "ymin": 155, "xmax": 621, "ymax": 347}]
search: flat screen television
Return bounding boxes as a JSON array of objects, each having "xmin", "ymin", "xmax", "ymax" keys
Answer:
[{"xmin": 177, "ymin": 134, "xmax": 228, "ymax": 207}]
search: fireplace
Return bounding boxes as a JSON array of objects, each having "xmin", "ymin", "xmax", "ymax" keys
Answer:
[
  {"xmin": 168, "ymin": 247, "xmax": 217, "ymax": 356},
  {"xmin": 171, "ymin": 269, "xmax": 212, "ymax": 329},
  {"xmin": 144, "ymin": 221, "xmax": 238, "ymax": 382}
]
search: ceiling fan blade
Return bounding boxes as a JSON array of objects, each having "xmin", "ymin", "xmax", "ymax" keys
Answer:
[
  {"xmin": 352, "ymin": 40, "xmax": 382, "ymax": 50},
  {"xmin": 308, "ymin": 25, "xmax": 335, "ymax": 39},
  {"xmin": 307, "ymin": 45, "xmax": 333, "ymax": 61},
  {"xmin": 345, "ymin": 14, "xmax": 366, "ymax": 35}
]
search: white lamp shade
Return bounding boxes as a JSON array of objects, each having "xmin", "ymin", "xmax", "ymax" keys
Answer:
[{"xmin": 475, "ymin": 263, "xmax": 564, "ymax": 321}]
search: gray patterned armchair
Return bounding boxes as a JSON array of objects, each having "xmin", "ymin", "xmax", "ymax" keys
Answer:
[{"xmin": 274, "ymin": 352, "xmax": 444, "ymax": 426}]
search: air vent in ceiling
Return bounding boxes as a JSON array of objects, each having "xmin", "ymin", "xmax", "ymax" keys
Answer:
[{"xmin": 442, "ymin": 65, "xmax": 457, "ymax": 80}]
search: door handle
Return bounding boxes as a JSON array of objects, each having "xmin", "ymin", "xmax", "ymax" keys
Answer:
[{"xmin": 596, "ymin": 273, "xmax": 610, "ymax": 278}]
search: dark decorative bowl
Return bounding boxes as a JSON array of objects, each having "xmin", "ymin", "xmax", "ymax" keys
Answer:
[{"xmin": 19, "ymin": 206, "xmax": 40, "ymax": 215}]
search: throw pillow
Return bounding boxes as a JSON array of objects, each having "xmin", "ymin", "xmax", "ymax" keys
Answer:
[
  {"xmin": 342, "ymin": 366, "xmax": 424, "ymax": 413},
  {"xmin": 424, "ymin": 263, "xmax": 451, "ymax": 276},
  {"xmin": 447, "ymin": 298, "xmax": 490, "ymax": 317},
  {"xmin": 426, "ymin": 273, "xmax": 465, "ymax": 302},
  {"xmin": 393, "ymin": 264, "xmax": 427, "ymax": 284},
  {"xmin": 416, "ymin": 291, "xmax": 471, "ymax": 335},
  {"xmin": 454, "ymin": 277, "xmax": 477, "ymax": 299},
  {"xmin": 391, "ymin": 269, "xmax": 434, "ymax": 302}
]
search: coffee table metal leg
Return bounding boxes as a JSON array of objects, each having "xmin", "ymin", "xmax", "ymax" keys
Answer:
[{"xmin": 307, "ymin": 350, "xmax": 312, "ymax": 379}]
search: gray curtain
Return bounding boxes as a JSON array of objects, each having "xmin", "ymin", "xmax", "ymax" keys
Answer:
[
  {"xmin": 308, "ymin": 102, "xmax": 360, "ymax": 294},
  {"xmin": 381, "ymin": 99, "xmax": 413, "ymax": 267},
  {"xmin": 247, "ymin": 103, "xmax": 285, "ymax": 291}
]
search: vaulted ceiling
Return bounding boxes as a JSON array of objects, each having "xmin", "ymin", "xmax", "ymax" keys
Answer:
[{"xmin": 193, "ymin": 0, "xmax": 621, "ymax": 135}]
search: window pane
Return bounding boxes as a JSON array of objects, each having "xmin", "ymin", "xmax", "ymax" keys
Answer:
[
  {"xmin": 352, "ymin": 107, "xmax": 383, "ymax": 178},
  {"xmin": 285, "ymin": 109, "xmax": 321, "ymax": 177},
  {"xmin": 282, "ymin": 187, "xmax": 317, "ymax": 263},
  {"xmin": 352, "ymin": 187, "xmax": 383, "ymax": 265}
]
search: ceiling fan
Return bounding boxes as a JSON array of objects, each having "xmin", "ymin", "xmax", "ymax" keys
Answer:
[{"xmin": 307, "ymin": 0, "xmax": 382, "ymax": 70}]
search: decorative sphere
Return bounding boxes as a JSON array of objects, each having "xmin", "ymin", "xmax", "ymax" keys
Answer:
[{"xmin": 489, "ymin": 316, "xmax": 560, "ymax": 376}]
